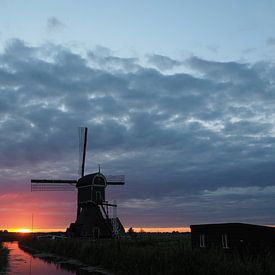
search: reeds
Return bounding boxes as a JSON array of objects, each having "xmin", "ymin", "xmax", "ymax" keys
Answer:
[
  {"xmin": 20, "ymin": 234, "xmax": 275, "ymax": 275},
  {"xmin": 0, "ymin": 242, "xmax": 9, "ymax": 272}
]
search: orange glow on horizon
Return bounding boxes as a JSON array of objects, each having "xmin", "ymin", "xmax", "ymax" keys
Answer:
[
  {"xmin": 4, "ymin": 225, "xmax": 275, "ymax": 234},
  {"xmin": 2, "ymin": 227, "xmax": 191, "ymax": 233},
  {"xmin": 7, "ymin": 228, "xmax": 32, "ymax": 233},
  {"xmin": 2, "ymin": 228, "xmax": 67, "ymax": 233},
  {"xmin": 125, "ymin": 227, "xmax": 191, "ymax": 233}
]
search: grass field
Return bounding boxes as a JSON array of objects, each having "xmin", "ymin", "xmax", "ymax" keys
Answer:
[{"xmin": 20, "ymin": 233, "xmax": 275, "ymax": 275}]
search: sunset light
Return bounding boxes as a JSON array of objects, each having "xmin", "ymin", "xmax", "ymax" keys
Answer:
[{"xmin": 8, "ymin": 228, "xmax": 32, "ymax": 233}]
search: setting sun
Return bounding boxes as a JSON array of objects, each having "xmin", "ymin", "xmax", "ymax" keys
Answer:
[{"xmin": 10, "ymin": 228, "xmax": 32, "ymax": 233}]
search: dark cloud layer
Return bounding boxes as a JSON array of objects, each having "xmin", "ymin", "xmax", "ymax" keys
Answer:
[{"xmin": 1, "ymin": 39, "xmax": 275, "ymax": 228}]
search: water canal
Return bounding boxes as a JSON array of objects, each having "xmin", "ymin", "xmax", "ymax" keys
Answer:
[{"xmin": 3, "ymin": 242, "xmax": 106, "ymax": 275}]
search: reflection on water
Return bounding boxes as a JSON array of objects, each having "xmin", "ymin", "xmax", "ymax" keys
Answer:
[{"xmin": 3, "ymin": 242, "xmax": 94, "ymax": 275}]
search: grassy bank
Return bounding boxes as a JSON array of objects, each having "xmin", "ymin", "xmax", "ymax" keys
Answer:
[
  {"xmin": 20, "ymin": 234, "xmax": 275, "ymax": 275},
  {"xmin": 0, "ymin": 242, "xmax": 9, "ymax": 273}
]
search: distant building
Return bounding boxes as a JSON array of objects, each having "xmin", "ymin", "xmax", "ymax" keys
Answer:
[{"xmin": 190, "ymin": 223, "xmax": 275, "ymax": 252}]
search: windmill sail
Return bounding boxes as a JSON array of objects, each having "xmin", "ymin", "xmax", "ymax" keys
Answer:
[
  {"xmin": 106, "ymin": 175, "xmax": 125, "ymax": 185},
  {"xmin": 78, "ymin": 127, "xmax": 88, "ymax": 177},
  {"xmin": 31, "ymin": 179, "xmax": 77, "ymax": 191}
]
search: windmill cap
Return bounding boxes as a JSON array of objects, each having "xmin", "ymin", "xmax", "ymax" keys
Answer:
[{"xmin": 77, "ymin": 172, "xmax": 107, "ymax": 187}]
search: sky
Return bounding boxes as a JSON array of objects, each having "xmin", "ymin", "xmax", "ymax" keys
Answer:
[{"xmin": 1, "ymin": 0, "xmax": 275, "ymax": 232}]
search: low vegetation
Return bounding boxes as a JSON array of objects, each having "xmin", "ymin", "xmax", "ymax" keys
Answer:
[
  {"xmin": 20, "ymin": 233, "xmax": 275, "ymax": 275},
  {"xmin": 0, "ymin": 242, "xmax": 9, "ymax": 273}
]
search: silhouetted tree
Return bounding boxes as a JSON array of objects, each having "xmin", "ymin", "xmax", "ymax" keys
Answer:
[{"xmin": 128, "ymin": 227, "xmax": 134, "ymax": 234}]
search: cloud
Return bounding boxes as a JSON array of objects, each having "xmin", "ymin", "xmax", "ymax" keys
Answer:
[
  {"xmin": 1, "ymin": 39, "xmax": 275, "ymax": 228},
  {"xmin": 119, "ymin": 185, "xmax": 275, "ymax": 227},
  {"xmin": 147, "ymin": 54, "xmax": 181, "ymax": 71},
  {"xmin": 47, "ymin": 16, "xmax": 65, "ymax": 32},
  {"xmin": 266, "ymin": 37, "xmax": 275, "ymax": 46}
]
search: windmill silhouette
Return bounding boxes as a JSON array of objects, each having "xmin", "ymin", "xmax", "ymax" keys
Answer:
[{"xmin": 31, "ymin": 127, "xmax": 125, "ymax": 238}]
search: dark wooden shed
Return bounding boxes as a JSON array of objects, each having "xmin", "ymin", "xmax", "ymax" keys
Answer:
[{"xmin": 190, "ymin": 223, "xmax": 275, "ymax": 252}]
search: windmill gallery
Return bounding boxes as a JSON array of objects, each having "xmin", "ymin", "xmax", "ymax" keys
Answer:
[{"xmin": 31, "ymin": 127, "xmax": 125, "ymax": 238}]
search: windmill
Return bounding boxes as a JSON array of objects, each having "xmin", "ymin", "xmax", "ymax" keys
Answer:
[{"xmin": 31, "ymin": 127, "xmax": 125, "ymax": 238}]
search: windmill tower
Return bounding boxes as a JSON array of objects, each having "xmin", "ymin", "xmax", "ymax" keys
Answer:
[{"xmin": 31, "ymin": 127, "xmax": 125, "ymax": 238}]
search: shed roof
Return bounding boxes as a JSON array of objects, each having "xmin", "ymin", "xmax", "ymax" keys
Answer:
[{"xmin": 190, "ymin": 223, "xmax": 275, "ymax": 233}]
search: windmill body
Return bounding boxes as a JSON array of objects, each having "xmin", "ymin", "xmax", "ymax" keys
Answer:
[
  {"xmin": 31, "ymin": 127, "xmax": 125, "ymax": 238},
  {"xmin": 68, "ymin": 172, "xmax": 125, "ymax": 238},
  {"xmin": 77, "ymin": 173, "xmax": 107, "ymax": 204}
]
